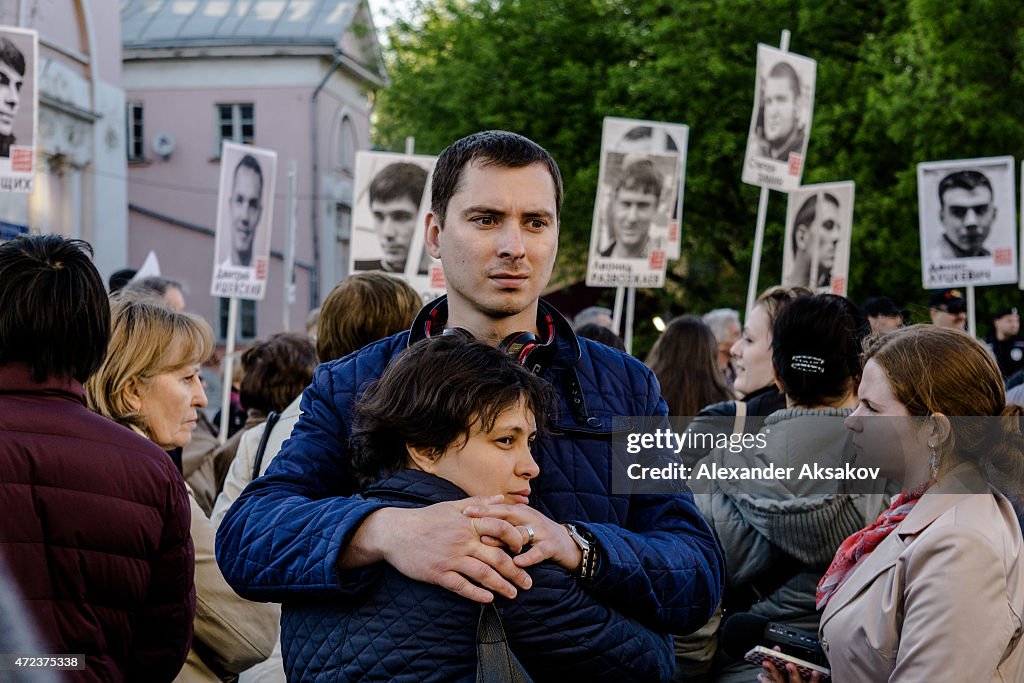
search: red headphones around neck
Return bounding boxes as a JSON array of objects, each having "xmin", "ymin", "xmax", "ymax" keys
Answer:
[{"xmin": 412, "ymin": 297, "xmax": 557, "ymax": 375}]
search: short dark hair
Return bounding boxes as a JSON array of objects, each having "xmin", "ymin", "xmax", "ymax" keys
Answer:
[
  {"xmin": 0, "ymin": 37, "xmax": 25, "ymax": 76},
  {"xmin": 240, "ymin": 333, "xmax": 317, "ymax": 414},
  {"xmin": 575, "ymin": 323, "xmax": 625, "ymax": 351},
  {"xmin": 938, "ymin": 170, "xmax": 993, "ymax": 208},
  {"xmin": 350, "ymin": 336, "xmax": 554, "ymax": 488},
  {"xmin": 791, "ymin": 192, "xmax": 839, "ymax": 254},
  {"xmin": 369, "ymin": 162, "xmax": 428, "ymax": 207},
  {"xmin": 615, "ymin": 158, "xmax": 663, "ymax": 199},
  {"xmin": 771, "ymin": 294, "xmax": 868, "ymax": 407},
  {"xmin": 108, "ymin": 268, "xmax": 137, "ymax": 293},
  {"xmin": 0, "ymin": 235, "xmax": 110, "ymax": 383},
  {"xmin": 430, "ymin": 130, "xmax": 563, "ymax": 226},
  {"xmin": 767, "ymin": 60, "xmax": 800, "ymax": 98},
  {"xmin": 233, "ymin": 154, "xmax": 264, "ymax": 194}
]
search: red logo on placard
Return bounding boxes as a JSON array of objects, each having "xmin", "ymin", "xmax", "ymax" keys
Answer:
[
  {"xmin": 831, "ymin": 277, "xmax": 846, "ymax": 295},
  {"xmin": 430, "ymin": 265, "xmax": 446, "ymax": 289},
  {"xmin": 788, "ymin": 153, "xmax": 802, "ymax": 176},
  {"xmin": 11, "ymin": 147, "xmax": 32, "ymax": 173},
  {"xmin": 649, "ymin": 250, "xmax": 665, "ymax": 270},
  {"xmin": 668, "ymin": 222, "xmax": 679, "ymax": 241},
  {"xmin": 255, "ymin": 258, "xmax": 268, "ymax": 280},
  {"xmin": 995, "ymin": 248, "xmax": 1012, "ymax": 266}
]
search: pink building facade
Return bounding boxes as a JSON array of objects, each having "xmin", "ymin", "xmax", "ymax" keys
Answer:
[
  {"xmin": 0, "ymin": 1, "xmax": 128, "ymax": 280},
  {"xmin": 122, "ymin": 0, "xmax": 385, "ymax": 342}
]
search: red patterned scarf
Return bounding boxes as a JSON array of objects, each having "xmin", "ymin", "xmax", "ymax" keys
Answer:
[{"xmin": 816, "ymin": 482, "xmax": 930, "ymax": 610}]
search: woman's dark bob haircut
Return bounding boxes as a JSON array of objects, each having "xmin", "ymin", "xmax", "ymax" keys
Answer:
[{"xmin": 351, "ymin": 335, "xmax": 554, "ymax": 488}]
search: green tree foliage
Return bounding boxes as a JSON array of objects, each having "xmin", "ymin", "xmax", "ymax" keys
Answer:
[{"xmin": 376, "ymin": 0, "xmax": 1024, "ymax": 350}]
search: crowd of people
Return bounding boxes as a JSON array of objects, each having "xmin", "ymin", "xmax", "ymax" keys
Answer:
[{"xmin": 2, "ymin": 130, "xmax": 1024, "ymax": 683}]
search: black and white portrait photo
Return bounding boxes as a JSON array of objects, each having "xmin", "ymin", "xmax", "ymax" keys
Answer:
[
  {"xmin": 210, "ymin": 141, "xmax": 278, "ymax": 300},
  {"xmin": 349, "ymin": 151, "xmax": 442, "ymax": 299},
  {"xmin": 0, "ymin": 26, "xmax": 36, "ymax": 193},
  {"xmin": 602, "ymin": 116, "xmax": 689, "ymax": 260},
  {"xmin": 586, "ymin": 149, "xmax": 678, "ymax": 288},
  {"xmin": 917, "ymin": 156, "xmax": 1017, "ymax": 289},
  {"xmin": 741, "ymin": 44, "xmax": 816, "ymax": 192},
  {"xmin": 781, "ymin": 181, "xmax": 855, "ymax": 296}
]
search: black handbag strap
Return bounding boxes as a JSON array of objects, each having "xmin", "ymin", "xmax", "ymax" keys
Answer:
[
  {"xmin": 251, "ymin": 411, "xmax": 281, "ymax": 481},
  {"xmin": 476, "ymin": 603, "xmax": 532, "ymax": 683}
]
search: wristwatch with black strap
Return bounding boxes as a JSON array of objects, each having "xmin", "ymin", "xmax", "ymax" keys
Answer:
[{"xmin": 563, "ymin": 522, "xmax": 599, "ymax": 582}]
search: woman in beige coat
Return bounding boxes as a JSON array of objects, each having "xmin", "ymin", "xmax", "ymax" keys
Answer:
[
  {"xmin": 762, "ymin": 325, "xmax": 1024, "ymax": 683},
  {"xmin": 87, "ymin": 297, "xmax": 278, "ymax": 682}
]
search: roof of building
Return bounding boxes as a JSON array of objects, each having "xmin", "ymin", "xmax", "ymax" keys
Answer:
[{"xmin": 121, "ymin": 0, "xmax": 362, "ymax": 50}]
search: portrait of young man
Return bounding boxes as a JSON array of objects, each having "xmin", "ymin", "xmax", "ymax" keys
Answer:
[
  {"xmin": 917, "ymin": 156, "xmax": 1017, "ymax": 290},
  {"xmin": 210, "ymin": 142, "xmax": 277, "ymax": 299},
  {"xmin": 353, "ymin": 161, "xmax": 429, "ymax": 273},
  {"xmin": 0, "ymin": 26, "xmax": 37, "ymax": 188},
  {"xmin": 0, "ymin": 35, "xmax": 25, "ymax": 159},
  {"xmin": 935, "ymin": 169, "xmax": 996, "ymax": 259},
  {"xmin": 741, "ymin": 45, "xmax": 817, "ymax": 193},
  {"xmin": 218, "ymin": 130, "xmax": 724, "ymax": 679},
  {"xmin": 782, "ymin": 182, "xmax": 854, "ymax": 295},
  {"xmin": 600, "ymin": 157, "xmax": 664, "ymax": 259},
  {"xmin": 225, "ymin": 154, "xmax": 263, "ymax": 268},
  {"xmin": 756, "ymin": 60, "xmax": 805, "ymax": 163}
]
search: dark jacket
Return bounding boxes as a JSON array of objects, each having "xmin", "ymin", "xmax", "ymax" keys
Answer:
[
  {"xmin": 280, "ymin": 469, "xmax": 674, "ymax": 682},
  {"xmin": 0, "ymin": 363, "xmax": 195, "ymax": 682},
  {"xmin": 217, "ymin": 299, "xmax": 724, "ymax": 670}
]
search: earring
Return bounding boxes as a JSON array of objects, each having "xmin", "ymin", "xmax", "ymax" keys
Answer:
[{"xmin": 928, "ymin": 441, "xmax": 938, "ymax": 481}]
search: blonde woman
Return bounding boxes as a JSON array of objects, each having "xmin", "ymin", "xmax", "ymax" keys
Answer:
[{"xmin": 87, "ymin": 297, "xmax": 277, "ymax": 683}]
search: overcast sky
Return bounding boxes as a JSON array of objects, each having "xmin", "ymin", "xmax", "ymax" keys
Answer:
[{"xmin": 370, "ymin": 0, "xmax": 417, "ymax": 30}]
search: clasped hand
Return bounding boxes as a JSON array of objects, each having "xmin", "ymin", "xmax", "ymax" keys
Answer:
[{"xmin": 363, "ymin": 496, "xmax": 582, "ymax": 604}]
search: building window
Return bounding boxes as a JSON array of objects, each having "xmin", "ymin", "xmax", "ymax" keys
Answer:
[
  {"xmin": 127, "ymin": 102, "xmax": 144, "ymax": 161},
  {"xmin": 337, "ymin": 115, "xmax": 356, "ymax": 173},
  {"xmin": 219, "ymin": 298, "xmax": 257, "ymax": 342},
  {"xmin": 217, "ymin": 103, "xmax": 254, "ymax": 154}
]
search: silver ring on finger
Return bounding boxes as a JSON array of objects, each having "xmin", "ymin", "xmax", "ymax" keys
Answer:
[{"xmin": 524, "ymin": 525, "xmax": 535, "ymax": 545}]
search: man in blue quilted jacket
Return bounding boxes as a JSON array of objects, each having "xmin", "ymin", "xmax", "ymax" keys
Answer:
[{"xmin": 217, "ymin": 131, "xmax": 724, "ymax": 673}]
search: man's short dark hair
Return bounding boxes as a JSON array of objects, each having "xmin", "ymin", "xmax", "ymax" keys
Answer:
[
  {"xmin": 791, "ymin": 192, "xmax": 839, "ymax": 254},
  {"xmin": 615, "ymin": 158, "xmax": 663, "ymax": 199},
  {"xmin": 233, "ymin": 154, "xmax": 264, "ymax": 194},
  {"xmin": 430, "ymin": 130, "xmax": 563, "ymax": 226},
  {"xmin": 0, "ymin": 235, "xmax": 110, "ymax": 383},
  {"xmin": 0, "ymin": 37, "xmax": 25, "ymax": 76},
  {"xmin": 369, "ymin": 162, "xmax": 428, "ymax": 207},
  {"xmin": 621, "ymin": 125, "xmax": 679, "ymax": 152},
  {"xmin": 575, "ymin": 323, "xmax": 625, "ymax": 351},
  {"xmin": 767, "ymin": 60, "xmax": 800, "ymax": 98},
  {"xmin": 108, "ymin": 268, "xmax": 136, "ymax": 293},
  {"xmin": 350, "ymin": 335, "xmax": 554, "ymax": 488},
  {"xmin": 938, "ymin": 170, "xmax": 993, "ymax": 208}
]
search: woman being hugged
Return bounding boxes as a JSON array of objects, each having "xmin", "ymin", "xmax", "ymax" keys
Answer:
[{"xmin": 278, "ymin": 335, "xmax": 674, "ymax": 682}]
